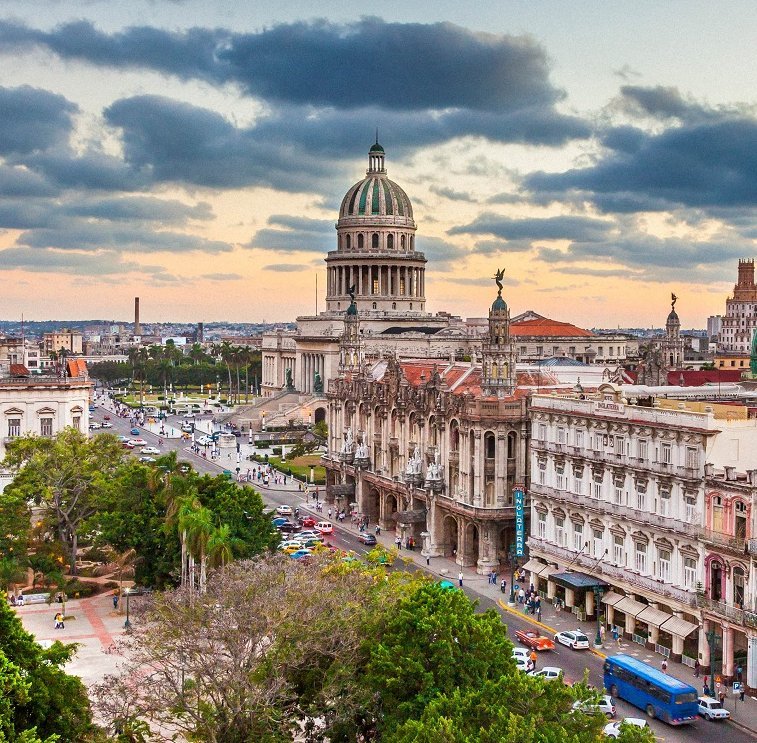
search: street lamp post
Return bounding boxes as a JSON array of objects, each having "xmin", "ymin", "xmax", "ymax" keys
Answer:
[
  {"xmin": 706, "ymin": 628, "xmax": 717, "ymax": 697},
  {"xmin": 123, "ymin": 587, "xmax": 132, "ymax": 631},
  {"xmin": 508, "ymin": 548, "xmax": 519, "ymax": 607},
  {"xmin": 593, "ymin": 586, "xmax": 604, "ymax": 647}
]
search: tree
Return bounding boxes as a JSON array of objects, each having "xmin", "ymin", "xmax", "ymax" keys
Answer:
[
  {"xmin": 0, "ymin": 596, "xmax": 97, "ymax": 741},
  {"xmin": 92, "ymin": 556, "xmax": 399, "ymax": 743},
  {"xmin": 106, "ymin": 547, "xmax": 139, "ymax": 613},
  {"xmin": 3, "ymin": 430, "xmax": 126, "ymax": 575}
]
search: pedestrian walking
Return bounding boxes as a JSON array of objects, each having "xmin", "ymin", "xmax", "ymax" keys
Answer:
[
  {"xmin": 694, "ymin": 659, "xmax": 700, "ymax": 678},
  {"xmin": 661, "ymin": 659, "xmax": 668, "ymax": 673},
  {"xmin": 375, "ymin": 524, "xmax": 381, "ymax": 535},
  {"xmin": 395, "ymin": 536, "xmax": 402, "ymax": 550},
  {"xmin": 112, "ymin": 594, "xmax": 119, "ymax": 610},
  {"xmin": 530, "ymin": 650, "xmax": 537, "ymax": 670},
  {"xmin": 612, "ymin": 627, "xmax": 620, "ymax": 647},
  {"xmin": 737, "ymin": 663, "xmax": 743, "ymax": 683},
  {"xmin": 740, "ymin": 687, "xmax": 746, "ymax": 703},
  {"xmin": 536, "ymin": 605, "xmax": 542, "ymax": 622},
  {"xmin": 458, "ymin": 571, "xmax": 464, "ymax": 587},
  {"xmin": 426, "ymin": 556, "xmax": 430, "ymax": 567}
]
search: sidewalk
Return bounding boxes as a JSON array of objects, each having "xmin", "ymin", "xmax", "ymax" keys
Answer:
[{"xmin": 295, "ymin": 497, "xmax": 757, "ymax": 736}]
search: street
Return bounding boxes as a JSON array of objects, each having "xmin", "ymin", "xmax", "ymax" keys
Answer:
[{"xmin": 91, "ymin": 403, "xmax": 757, "ymax": 743}]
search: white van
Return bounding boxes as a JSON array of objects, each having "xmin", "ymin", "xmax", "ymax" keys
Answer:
[{"xmin": 315, "ymin": 521, "xmax": 333, "ymax": 534}]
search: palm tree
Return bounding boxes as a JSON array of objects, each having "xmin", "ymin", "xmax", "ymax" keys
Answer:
[
  {"xmin": 183, "ymin": 506, "xmax": 214, "ymax": 593},
  {"xmin": 207, "ymin": 523, "xmax": 236, "ymax": 572},
  {"xmin": 106, "ymin": 547, "xmax": 139, "ymax": 613},
  {"xmin": 218, "ymin": 341, "xmax": 234, "ymax": 403}
]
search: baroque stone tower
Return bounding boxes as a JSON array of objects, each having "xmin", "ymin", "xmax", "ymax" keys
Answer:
[
  {"xmin": 339, "ymin": 292, "xmax": 362, "ymax": 376},
  {"xmin": 481, "ymin": 269, "xmax": 517, "ymax": 397}
]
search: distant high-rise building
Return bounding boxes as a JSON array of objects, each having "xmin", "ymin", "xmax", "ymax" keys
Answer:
[
  {"xmin": 719, "ymin": 259, "xmax": 757, "ymax": 353},
  {"xmin": 134, "ymin": 297, "xmax": 142, "ymax": 336},
  {"xmin": 707, "ymin": 315, "xmax": 722, "ymax": 339}
]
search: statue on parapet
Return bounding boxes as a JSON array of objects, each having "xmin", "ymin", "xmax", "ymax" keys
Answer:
[
  {"xmin": 313, "ymin": 370, "xmax": 324, "ymax": 394},
  {"xmin": 493, "ymin": 267, "xmax": 505, "ymax": 294},
  {"xmin": 285, "ymin": 367, "xmax": 294, "ymax": 391},
  {"xmin": 341, "ymin": 426, "xmax": 354, "ymax": 455}
]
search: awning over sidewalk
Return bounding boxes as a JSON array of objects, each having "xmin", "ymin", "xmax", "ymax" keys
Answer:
[
  {"xmin": 537, "ymin": 564, "xmax": 560, "ymax": 579},
  {"xmin": 660, "ymin": 615, "xmax": 699, "ymax": 639},
  {"xmin": 550, "ymin": 571, "xmax": 609, "ymax": 591},
  {"xmin": 521, "ymin": 558, "xmax": 546, "ymax": 574},
  {"xmin": 636, "ymin": 605, "xmax": 672, "ymax": 628},
  {"xmin": 613, "ymin": 596, "xmax": 647, "ymax": 617},
  {"xmin": 600, "ymin": 591, "xmax": 624, "ymax": 607}
]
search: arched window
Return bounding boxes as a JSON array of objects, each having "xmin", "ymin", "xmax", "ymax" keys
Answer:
[
  {"xmin": 387, "ymin": 234, "xmax": 394, "ymax": 250},
  {"xmin": 410, "ymin": 302, "xmax": 413, "ymax": 310},
  {"xmin": 734, "ymin": 565, "xmax": 746, "ymax": 607},
  {"xmin": 507, "ymin": 432, "xmax": 517, "ymax": 459},
  {"xmin": 735, "ymin": 500, "xmax": 748, "ymax": 540},
  {"xmin": 372, "ymin": 233, "xmax": 379, "ymax": 249},
  {"xmin": 392, "ymin": 302, "xmax": 397, "ymax": 310},
  {"xmin": 400, "ymin": 234, "xmax": 406, "ymax": 249},
  {"xmin": 372, "ymin": 302, "xmax": 377, "ymax": 310},
  {"xmin": 345, "ymin": 234, "xmax": 351, "ymax": 250},
  {"xmin": 712, "ymin": 495, "xmax": 724, "ymax": 532},
  {"xmin": 358, "ymin": 234, "xmax": 364, "ymax": 250},
  {"xmin": 485, "ymin": 432, "xmax": 495, "ymax": 459}
]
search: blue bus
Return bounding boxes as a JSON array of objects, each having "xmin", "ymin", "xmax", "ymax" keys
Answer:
[{"xmin": 603, "ymin": 654, "xmax": 698, "ymax": 725}]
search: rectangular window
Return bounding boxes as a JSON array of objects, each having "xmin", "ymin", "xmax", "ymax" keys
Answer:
[
  {"xmin": 609, "ymin": 347, "xmax": 614, "ymax": 357},
  {"xmin": 8, "ymin": 418, "xmax": 21, "ymax": 437},
  {"xmin": 638, "ymin": 439, "xmax": 648, "ymax": 460},
  {"xmin": 615, "ymin": 436, "xmax": 625, "ymax": 456},
  {"xmin": 575, "ymin": 429, "xmax": 585, "ymax": 448},
  {"xmin": 658, "ymin": 548, "xmax": 671, "ymax": 582},
  {"xmin": 553, "ymin": 346, "xmax": 560, "ymax": 356},
  {"xmin": 538, "ymin": 513, "xmax": 546, "ymax": 539},
  {"xmin": 635, "ymin": 542, "xmax": 647, "ymax": 573},
  {"xmin": 520, "ymin": 346, "xmax": 527, "ymax": 354},
  {"xmin": 592, "ymin": 477, "xmax": 602, "ymax": 499},
  {"xmin": 557, "ymin": 426, "xmax": 566, "ymax": 444},
  {"xmin": 536, "ymin": 346, "xmax": 543, "ymax": 356},
  {"xmin": 538, "ymin": 423, "xmax": 547, "ymax": 442},
  {"xmin": 569, "ymin": 346, "xmax": 576, "ymax": 355},
  {"xmin": 613, "ymin": 535, "xmax": 625, "ymax": 566},
  {"xmin": 40, "ymin": 417, "xmax": 53, "ymax": 437},
  {"xmin": 72, "ymin": 416, "xmax": 81, "ymax": 432},
  {"xmin": 686, "ymin": 447, "xmax": 699, "ymax": 469},
  {"xmin": 555, "ymin": 518, "xmax": 565, "ymax": 547},
  {"xmin": 660, "ymin": 443, "xmax": 672, "ymax": 464},
  {"xmin": 683, "ymin": 557, "xmax": 697, "ymax": 589},
  {"xmin": 538, "ymin": 459, "xmax": 546, "ymax": 485},
  {"xmin": 574, "ymin": 468, "xmax": 584, "ymax": 495},
  {"xmin": 659, "ymin": 488, "xmax": 671, "ymax": 517},
  {"xmin": 573, "ymin": 522, "xmax": 584, "ymax": 552},
  {"xmin": 555, "ymin": 465, "xmax": 565, "ymax": 491},
  {"xmin": 614, "ymin": 482, "xmax": 624, "ymax": 505},
  {"xmin": 685, "ymin": 496, "xmax": 697, "ymax": 523},
  {"xmin": 593, "ymin": 529, "xmax": 604, "ymax": 558},
  {"xmin": 635, "ymin": 483, "xmax": 646, "ymax": 512}
]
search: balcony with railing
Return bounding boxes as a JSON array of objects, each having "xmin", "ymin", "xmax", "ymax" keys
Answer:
[
  {"xmin": 529, "ymin": 483, "xmax": 702, "ymax": 537},
  {"xmin": 696, "ymin": 595, "xmax": 757, "ymax": 629},
  {"xmin": 528, "ymin": 537, "xmax": 697, "ymax": 607},
  {"xmin": 436, "ymin": 492, "xmax": 516, "ymax": 521},
  {"xmin": 700, "ymin": 528, "xmax": 747, "ymax": 554}
]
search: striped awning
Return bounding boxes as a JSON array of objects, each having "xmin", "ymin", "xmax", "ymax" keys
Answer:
[
  {"xmin": 538, "ymin": 564, "xmax": 560, "ymax": 579},
  {"xmin": 660, "ymin": 615, "xmax": 699, "ymax": 639},
  {"xmin": 636, "ymin": 605, "xmax": 672, "ymax": 628},
  {"xmin": 600, "ymin": 590, "xmax": 624, "ymax": 606},
  {"xmin": 613, "ymin": 596, "xmax": 647, "ymax": 617}
]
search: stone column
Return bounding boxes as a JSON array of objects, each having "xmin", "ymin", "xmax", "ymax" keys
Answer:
[
  {"xmin": 606, "ymin": 604, "xmax": 615, "ymax": 629},
  {"xmin": 585, "ymin": 589, "xmax": 595, "ymax": 618},
  {"xmin": 724, "ymin": 624, "xmax": 735, "ymax": 681},
  {"xmin": 747, "ymin": 635, "xmax": 757, "ymax": 690},
  {"xmin": 547, "ymin": 579, "xmax": 556, "ymax": 600},
  {"xmin": 496, "ymin": 432, "xmax": 507, "ymax": 506},
  {"xmin": 671, "ymin": 611, "xmax": 684, "ymax": 661},
  {"xmin": 423, "ymin": 495, "xmax": 442, "ymax": 558},
  {"xmin": 477, "ymin": 523, "xmax": 500, "ymax": 575},
  {"xmin": 565, "ymin": 587, "xmax": 575, "ymax": 609},
  {"xmin": 473, "ymin": 431, "xmax": 482, "ymax": 506}
]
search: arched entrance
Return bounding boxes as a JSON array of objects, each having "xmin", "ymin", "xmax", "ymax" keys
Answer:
[
  {"xmin": 442, "ymin": 515, "xmax": 459, "ymax": 558},
  {"xmin": 464, "ymin": 522, "xmax": 479, "ymax": 568},
  {"xmin": 314, "ymin": 407, "xmax": 326, "ymax": 424},
  {"xmin": 383, "ymin": 493, "xmax": 399, "ymax": 530},
  {"xmin": 365, "ymin": 488, "xmax": 380, "ymax": 525}
]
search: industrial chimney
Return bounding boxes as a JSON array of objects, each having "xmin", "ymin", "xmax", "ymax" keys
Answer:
[{"xmin": 134, "ymin": 297, "xmax": 142, "ymax": 336}]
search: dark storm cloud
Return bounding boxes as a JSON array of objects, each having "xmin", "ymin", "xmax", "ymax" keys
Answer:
[
  {"xmin": 0, "ymin": 165, "xmax": 57, "ymax": 198},
  {"xmin": 0, "ymin": 85, "xmax": 76, "ymax": 155},
  {"xmin": 64, "ymin": 196, "xmax": 213, "ymax": 223},
  {"xmin": 416, "ymin": 236, "xmax": 468, "ymax": 272},
  {"xmin": 618, "ymin": 85, "xmax": 714, "ymax": 122},
  {"xmin": 449, "ymin": 214, "xmax": 613, "ymax": 242},
  {"xmin": 0, "ymin": 18, "xmax": 561, "ymax": 112},
  {"xmin": 525, "ymin": 117, "xmax": 757, "ymax": 211}
]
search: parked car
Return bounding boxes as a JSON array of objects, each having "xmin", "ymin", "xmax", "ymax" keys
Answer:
[
  {"xmin": 602, "ymin": 719, "xmax": 648, "ymax": 739},
  {"xmin": 515, "ymin": 630, "xmax": 556, "ymax": 651},
  {"xmin": 139, "ymin": 456, "xmax": 157, "ymax": 463},
  {"xmin": 276, "ymin": 505, "xmax": 293, "ymax": 516},
  {"xmin": 272, "ymin": 517, "xmax": 289, "ymax": 527},
  {"xmin": 357, "ymin": 533, "xmax": 377, "ymax": 545},
  {"xmin": 183, "ymin": 412, "xmax": 196, "ymax": 418},
  {"xmin": 289, "ymin": 549, "xmax": 312, "ymax": 560},
  {"xmin": 180, "ymin": 423, "xmax": 193, "ymax": 432},
  {"xmin": 554, "ymin": 630, "xmax": 590, "ymax": 650},
  {"xmin": 528, "ymin": 667, "xmax": 563, "ymax": 681},
  {"xmin": 512, "ymin": 647, "xmax": 531, "ymax": 663},
  {"xmin": 315, "ymin": 521, "xmax": 334, "ymax": 534},
  {"xmin": 130, "ymin": 428, "xmax": 140, "ymax": 435},
  {"xmin": 278, "ymin": 522, "xmax": 301, "ymax": 534},
  {"xmin": 103, "ymin": 415, "xmax": 111, "ymax": 421},
  {"xmin": 572, "ymin": 695, "xmax": 616, "ymax": 718},
  {"xmin": 698, "ymin": 696, "xmax": 730, "ymax": 721},
  {"xmin": 101, "ymin": 422, "xmax": 113, "ymax": 428},
  {"xmin": 89, "ymin": 422, "xmax": 101, "ymax": 429},
  {"xmin": 514, "ymin": 657, "xmax": 529, "ymax": 672},
  {"xmin": 129, "ymin": 438, "xmax": 147, "ymax": 447},
  {"xmin": 299, "ymin": 516, "xmax": 317, "ymax": 528},
  {"xmin": 141, "ymin": 446, "xmax": 161, "ymax": 455}
]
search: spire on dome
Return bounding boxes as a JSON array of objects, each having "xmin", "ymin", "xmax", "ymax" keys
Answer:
[{"xmin": 368, "ymin": 136, "xmax": 386, "ymax": 174}]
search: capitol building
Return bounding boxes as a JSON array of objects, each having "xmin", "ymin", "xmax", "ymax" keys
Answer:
[{"xmin": 260, "ymin": 141, "xmax": 480, "ymax": 398}]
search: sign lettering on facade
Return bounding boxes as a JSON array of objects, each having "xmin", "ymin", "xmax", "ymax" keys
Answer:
[
  {"xmin": 514, "ymin": 486, "xmax": 526, "ymax": 557},
  {"xmin": 594, "ymin": 400, "xmax": 626, "ymax": 415}
]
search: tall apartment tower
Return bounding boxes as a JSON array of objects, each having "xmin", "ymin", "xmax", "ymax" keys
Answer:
[
  {"xmin": 134, "ymin": 297, "xmax": 142, "ymax": 336},
  {"xmin": 719, "ymin": 259, "xmax": 757, "ymax": 353}
]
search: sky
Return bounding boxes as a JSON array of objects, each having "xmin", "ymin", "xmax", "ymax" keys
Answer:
[{"xmin": 1, "ymin": 1, "xmax": 756, "ymax": 327}]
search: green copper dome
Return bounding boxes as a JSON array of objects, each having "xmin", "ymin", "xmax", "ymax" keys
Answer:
[
  {"xmin": 492, "ymin": 295, "xmax": 507, "ymax": 311},
  {"xmin": 346, "ymin": 301, "xmax": 358, "ymax": 316},
  {"xmin": 369, "ymin": 141, "xmax": 385, "ymax": 153}
]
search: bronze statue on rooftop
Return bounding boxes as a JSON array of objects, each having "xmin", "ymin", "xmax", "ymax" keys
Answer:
[{"xmin": 493, "ymin": 267, "xmax": 505, "ymax": 294}]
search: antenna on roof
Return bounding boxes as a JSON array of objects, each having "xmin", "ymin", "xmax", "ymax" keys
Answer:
[{"xmin": 375, "ymin": 128, "xmax": 379, "ymax": 144}]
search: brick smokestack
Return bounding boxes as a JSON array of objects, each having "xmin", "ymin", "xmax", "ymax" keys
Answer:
[{"xmin": 134, "ymin": 297, "xmax": 141, "ymax": 336}]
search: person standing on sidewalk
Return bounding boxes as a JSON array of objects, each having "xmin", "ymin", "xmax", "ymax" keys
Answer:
[
  {"xmin": 530, "ymin": 650, "xmax": 537, "ymax": 670},
  {"xmin": 694, "ymin": 659, "xmax": 700, "ymax": 677},
  {"xmin": 458, "ymin": 571, "xmax": 463, "ymax": 587}
]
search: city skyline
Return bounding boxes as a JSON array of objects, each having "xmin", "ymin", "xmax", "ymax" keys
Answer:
[{"xmin": 1, "ymin": 1, "xmax": 756, "ymax": 325}]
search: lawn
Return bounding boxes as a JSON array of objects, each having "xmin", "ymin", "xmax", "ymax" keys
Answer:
[{"xmin": 259, "ymin": 454, "xmax": 325, "ymax": 484}]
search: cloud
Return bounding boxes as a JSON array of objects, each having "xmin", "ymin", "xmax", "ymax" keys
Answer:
[
  {"xmin": 0, "ymin": 246, "xmax": 162, "ymax": 275},
  {"xmin": 1, "ymin": 18, "xmax": 562, "ymax": 113},
  {"xmin": 618, "ymin": 85, "xmax": 752, "ymax": 123},
  {"xmin": 0, "ymin": 165, "xmax": 57, "ymax": 198},
  {"xmin": 470, "ymin": 239, "xmax": 534, "ymax": 255},
  {"xmin": 201, "ymin": 272, "xmax": 243, "ymax": 280},
  {"xmin": 429, "ymin": 185, "xmax": 475, "ymax": 202},
  {"xmin": 262, "ymin": 264, "xmax": 306, "ymax": 272},
  {"xmin": 64, "ymin": 196, "xmax": 214, "ymax": 223},
  {"xmin": 449, "ymin": 213, "xmax": 614, "ymax": 242},
  {"xmin": 525, "ymin": 116, "xmax": 757, "ymax": 211},
  {"xmin": 247, "ymin": 215, "xmax": 333, "ymax": 253},
  {"xmin": 445, "ymin": 274, "xmax": 518, "ymax": 287},
  {"xmin": 0, "ymin": 85, "xmax": 77, "ymax": 155},
  {"xmin": 416, "ymin": 236, "xmax": 468, "ymax": 271}
]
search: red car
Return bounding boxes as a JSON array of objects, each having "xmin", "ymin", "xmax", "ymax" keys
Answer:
[
  {"xmin": 300, "ymin": 516, "xmax": 317, "ymax": 528},
  {"xmin": 514, "ymin": 629, "xmax": 556, "ymax": 651},
  {"xmin": 104, "ymin": 415, "xmax": 111, "ymax": 421}
]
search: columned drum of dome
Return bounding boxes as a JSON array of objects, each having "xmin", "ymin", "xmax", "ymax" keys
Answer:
[{"xmin": 326, "ymin": 141, "xmax": 427, "ymax": 314}]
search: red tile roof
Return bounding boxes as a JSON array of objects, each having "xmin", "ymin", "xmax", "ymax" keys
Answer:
[
  {"xmin": 9, "ymin": 363, "xmax": 29, "ymax": 377},
  {"xmin": 666, "ymin": 369, "xmax": 743, "ymax": 386},
  {"xmin": 510, "ymin": 318, "xmax": 594, "ymax": 338},
  {"xmin": 66, "ymin": 358, "xmax": 88, "ymax": 378}
]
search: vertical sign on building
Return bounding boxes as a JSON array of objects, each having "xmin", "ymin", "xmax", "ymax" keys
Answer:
[{"xmin": 514, "ymin": 486, "xmax": 525, "ymax": 557}]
